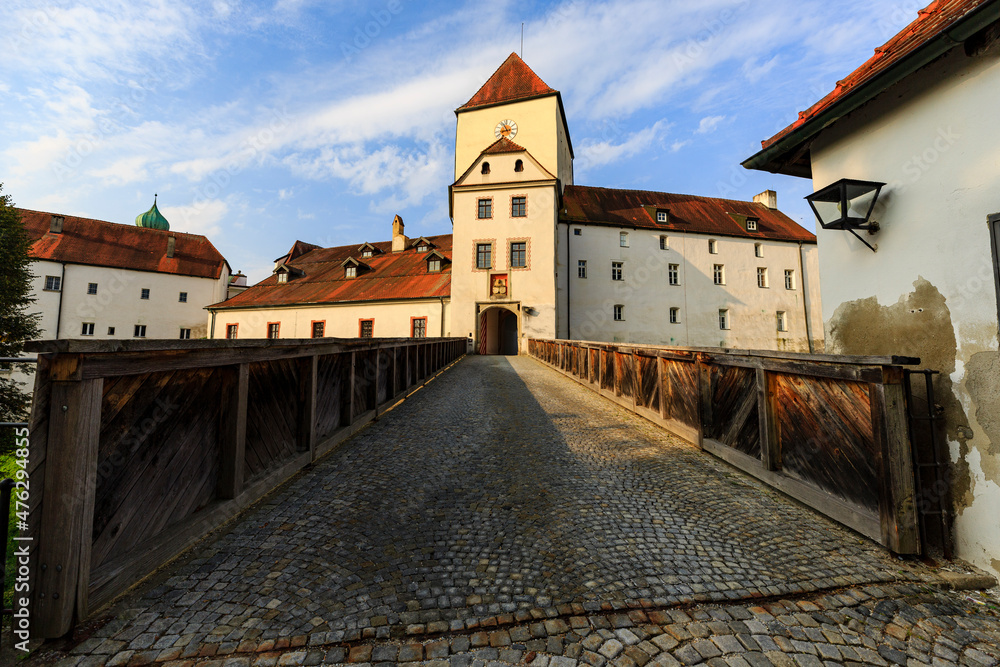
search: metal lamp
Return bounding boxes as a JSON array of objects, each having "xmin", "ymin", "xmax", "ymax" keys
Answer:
[{"xmin": 805, "ymin": 178, "xmax": 885, "ymax": 252}]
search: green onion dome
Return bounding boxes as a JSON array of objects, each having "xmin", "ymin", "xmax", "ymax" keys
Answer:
[{"xmin": 136, "ymin": 195, "xmax": 170, "ymax": 231}]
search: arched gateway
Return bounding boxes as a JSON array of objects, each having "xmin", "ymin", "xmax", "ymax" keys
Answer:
[{"xmin": 477, "ymin": 305, "xmax": 520, "ymax": 355}]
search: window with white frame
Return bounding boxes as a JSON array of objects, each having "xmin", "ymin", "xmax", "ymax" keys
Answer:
[
  {"xmin": 81, "ymin": 322, "xmax": 95, "ymax": 336},
  {"xmin": 656, "ymin": 210, "xmax": 668, "ymax": 223},
  {"xmin": 428, "ymin": 258, "xmax": 441, "ymax": 272},
  {"xmin": 754, "ymin": 243, "xmax": 763, "ymax": 258},
  {"xmin": 747, "ymin": 218, "xmax": 758, "ymax": 231},
  {"xmin": 713, "ymin": 264, "xmax": 725, "ymax": 285},
  {"xmin": 478, "ymin": 198, "xmax": 492, "ymax": 219},
  {"xmin": 179, "ymin": 328, "xmax": 191, "ymax": 339},
  {"xmin": 578, "ymin": 260, "xmax": 587, "ymax": 278},
  {"xmin": 44, "ymin": 275, "xmax": 61, "ymax": 291},
  {"xmin": 668, "ymin": 263, "xmax": 679, "ymax": 286},
  {"xmin": 785, "ymin": 269, "xmax": 796, "ymax": 290},
  {"xmin": 277, "ymin": 272, "xmax": 288, "ymax": 283},
  {"xmin": 345, "ymin": 266, "xmax": 357, "ymax": 278},
  {"xmin": 718, "ymin": 309, "xmax": 730, "ymax": 330},
  {"xmin": 708, "ymin": 239, "xmax": 718, "ymax": 254},
  {"xmin": 511, "ymin": 196, "xmax": 526, "ymax": 217},
  {"xmin": 776, "ymin": 311, "xmax": 787, "ymax": 332},
  {"xmin": 613, "ymin": 304, "xmax": 624, "ymax": 321},
  {"xmin": 669, "ymin": 307, "xmax": 680, "ymax": 324},
  {"xmin": 660, "ymin": 235, "xmax": 669, "ymax": 250},
  {"xmin": 620, "ymin": 232, "xmax": 629, "ymax": 247},
  {"xmin": 362, "ymin": 249, "xmax": 373, "ymax": 258},
  {"xmin": 757, "ymin": 267, "xmax": 768, "ymax": 288},
  {"xmin": 611, "ymin": 261, "xmax": 623, "ymax": 281},
  {"xmin": 510, "ymin": 242, "xmax": 526, "ymax": 268},
  {"xmin": 226, "ymin": 324, "xmax": 238, "ymax": 339},
  {"xmin": 87, "ymin": 282, "xmax": 98, "ymax": 295},
  {"xmin": 134, "ymin": 324, "xmax": 147, "ymax": 338},
  {"xmin": 267, "ymin": 323, "xmax": 280, "ymax": 339},
  {"xmin": 412, "ymin": 318, "xmax": 427, "ymax": 338}
]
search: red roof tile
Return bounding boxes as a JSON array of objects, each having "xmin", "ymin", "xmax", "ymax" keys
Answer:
[
  {"xmin": 481, "ymin": 136, "xmax": 527, "ymax": 154},
  {"xmin": 458, "ymin": 53, "xmax": 558, "ymax": 111},
  {"xmin": 20, "ymin": 208, "xmax": 228, "ymax": 280},
  {"xmin": 761, "ymin": 0, "xmax": 993, "ymax": 151},
  {"xmin": 212, "ymin": 235, "xmax": 453, "ymax": 310},
  {"xmin": 561, "ymin": 186, "xmax": 816, "ymax": 243}
]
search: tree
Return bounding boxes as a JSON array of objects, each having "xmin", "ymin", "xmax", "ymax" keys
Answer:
[{"xmin": 0, "ymin": 184, "xmax": 41, "ymax": 435}]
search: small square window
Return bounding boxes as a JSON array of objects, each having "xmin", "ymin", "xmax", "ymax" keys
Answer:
[
  {"xmin": 620, "ymin": 232, "xmax": 629, "ymax": 247},
  {"xmin": 656, "ymin": 210, "xmax": 668, "ymax": 223},
  {"xmin": 478, "ymin": 198, "xmax": 493, "ymax": 219},
  {"xmin": 44, "ymin": 275, "xmax": 61, "ymax": 291},
  {"xmin": 134, "ymin": 324, "xmax": 147, "ymax": 338},
  {"xmin": 359, "ymin": 319, "xmax": 374, "ymax": 338},
  {"xmin": 312, "ymin": 321, "xmax": 325, "ymax": 338},
  {"xmin": 417, "ymin": 244, "xmax": 428, "ymax": 252},
  {"xmin": 611, "ymin": 261, "xmax": 623, "ymax": 281},
  {"xmin": 718, "ymin": 309, "xmax": 730, "ymax": 330},
  {"xmin": 107, "ymin": 326, "xmax": 115, "ymax": 335},
  {"xmin": 267, "ymin": 323, "xmax": 280, "ymax": 339},
  {"xmin": 578, "ymin": 260, "xmax": 587, "ymax": 279},
  {"xmin": 757, "ymin": 267, "xmax": 768, "ymax": 288},
  {"xmin": 226, "ymin": 324, "xmax": 238, "ymax": 339},
  {"xmin": 776, "ymin": 311, "xmax": 787, "ymax": 332},
  {"xmin": 785, "ymin": 270, "xmax": 796, "ymax": 290},
  {"xmin": 81, "ymin": 322, "xmax": 95, "ymax": 336},
  {"xmin": 511, "ymin": 196, "xmax": 526, "ymax": 217},
  {"xmin": 476, "ymin": 243, "xmax": 492, "ymax": 269},
  {"xmin": 345, "ymin": 266, "xmax": 357, "ymax": 279},
  {"xmin": 277, "ymin": 272, "xmax": 288, "ymax": 283},
  {"xmin": 613, "ymin": 304, "xmax": 624, "ymax": 321},
  {"xmin": 713, "ymin": 264, "xmax": 725, "ymax": 285},
  {"xmin": 362, "ymin": 249, "xmax": 373, "ymax": 258},
  {"xmin": 573, "ymin": 228, "xmax": 582, "ymax": 236},
  {"xmin": 412, "ymin": 318, "xmax": 427, "ymax": 338},
  {"xmin": 179, "ymin": 328, "xmax": 191, "ymax": 340},
  {"xmin": 428, "ymin": 258, "xmax": 441, "ymax": 272},
  {"xmin": 669, "ymin": 307, "xmax": 680, "ymax": 324},
  {"xmin": 87, "ymin": 282, "xmax": 98, "ymax": 295},
  {"xmin": 668, "ymin": 263, "xmax": 679, "ymax": 286},
  {"xmin": 708, "ymin": 239, "xmax": 718, "ymax": 254},
  {"xmin": 747, "ymin": 218, "xmax": 758, "ymax": 231},
  {"xmin": 510, "ymin": 242, "xmax": 526, "ymax": 268},
  {"xmin": 179, "ymin": 291, "xmax": 188, "ymax": 302},
  {"xmin": 140, "ymin": 288, "xmax": 150, "ymax": 300}
]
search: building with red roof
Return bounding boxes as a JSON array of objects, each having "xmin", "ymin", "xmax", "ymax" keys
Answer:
[
  {"xmin": 744, "ymin": 0, "xmax": 1000, "ymax": 577},
  {"xmin": 216, "ymin": 53, "xmax": 822, "ymax": 352}
]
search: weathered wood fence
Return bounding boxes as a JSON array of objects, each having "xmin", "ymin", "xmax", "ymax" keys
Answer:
[
  {"xmin": 527, "ymin": 338, "xmax": 921, "ymax": 556},
  {"xmin": 24, "ymin": 337, "xmax": 466, "ymax": 638}
]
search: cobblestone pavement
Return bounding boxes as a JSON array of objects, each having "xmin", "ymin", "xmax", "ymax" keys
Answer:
[{"xmin": 34, "ymin": 356, "xmax": 1000, "ymax": 666}]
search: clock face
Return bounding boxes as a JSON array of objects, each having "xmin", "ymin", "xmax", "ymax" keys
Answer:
[{"xmin": 495, "ymin": 119, "xmax": 517, "ymax": 140}]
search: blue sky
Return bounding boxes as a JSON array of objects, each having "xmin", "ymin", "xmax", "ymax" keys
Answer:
[{"xmin": 1, "ymin": 0, "xmax": 924, "ymax": 282}]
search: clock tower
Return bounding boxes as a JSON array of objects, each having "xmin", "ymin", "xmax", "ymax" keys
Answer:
[{"xmin": 449, "ymin": 53, "xmax": 574, "ymax": 353}]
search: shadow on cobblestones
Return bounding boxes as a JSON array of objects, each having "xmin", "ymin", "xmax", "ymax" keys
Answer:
[{"xmin": 33, "ymin": 355, "xmax": 952, "ymax": 666}]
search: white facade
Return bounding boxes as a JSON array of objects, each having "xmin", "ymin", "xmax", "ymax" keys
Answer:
[
  {"xmin": 556, "ymin": 225, "xmax": 823, "ymax": 351},
  {"xmin": 803, "ymin": 45, "xmax": 1000, "ymax": 576}
]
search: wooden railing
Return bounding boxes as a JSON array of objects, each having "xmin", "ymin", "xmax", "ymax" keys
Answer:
[
  {"xmin": 527, "ymin": 338, "xmax": 921, "ymax": 556},
  {"xmin": 24, "ymin": 336, "xmax": 467, "ymax": 638}
]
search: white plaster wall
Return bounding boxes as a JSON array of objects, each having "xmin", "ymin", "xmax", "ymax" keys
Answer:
[
  {"xmin": 808, "ymin": 46, "xmax": 1000, "ymax": 576},
  {"xmin": 560, "ymin": 224, "xmax": 823, "ymax": 351},
  {"xmin": 209, "ymin": 298, "xmax": 450, "ymax": 340}
]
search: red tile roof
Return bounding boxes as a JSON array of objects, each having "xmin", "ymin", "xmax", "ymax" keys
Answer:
[
  {"xmin": 561, "ymin": 186, "xmax": 816, "ymax": 243},
  {"xmin": 20, "ymin": 208, "xmax": 228, "ymax": 280},
  {"xmin": 458, "ymin": 53, "xmax": 558, "ymax": 111},
  {"xmin": 482, "ymin": 136, "xmax": 527, "ymax": 154},
  {"xmin": 211, "ymin": 235, "xmax": 453, "ymax": 310},
  {"xmin": 753, "ymin": 0, "xmax": 995, "ymax": 173}
]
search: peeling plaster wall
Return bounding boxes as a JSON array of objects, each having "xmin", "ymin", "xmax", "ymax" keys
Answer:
[{"xmin": 810, "ymin": 44, "xmax": 1000, "ymax": 576}]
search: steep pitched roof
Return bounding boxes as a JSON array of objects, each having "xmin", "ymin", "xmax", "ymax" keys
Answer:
[
  {"xmin": 561, "ymin": 186, "xmax": 816, "ymax": 243},
  {"xmin": 744, "ymin": 0, "xmax": 998, "ymax": 176},
  {"xmin": 20, "ymin": 208, "xmax": 228, "ymax": 280},
  {"xmin": 458, "ymin": 53, "xmax": 558, "ymax": 111},
  {"xmin": 211, "ymin": 235, "xmax": 453, "ymax": 310},
  {"xmin": 481, "ymin": 136, "xmax": 527, "ymax": 154}
]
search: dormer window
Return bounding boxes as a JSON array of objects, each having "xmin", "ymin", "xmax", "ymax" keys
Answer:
[
  {"xmin": 514, "ymin": 159, "xmax": 524, "ymax": 172},
  {"xmin": 358, "ymin": 242, "xmax": 381, "ymax": 258},
  {"xmin": 481, "ymin": 161, "xmax": 491, "ymax": 175},
  {"xmin": 362, "ymin": 249, "xmax": 373, "ymax": 258},
  {"xmin": 417, "ymin": 244, "xmax": 428, "ymax": 253},
  {"xmin": 277, "ymin": 273, "xmax": 288, "ymax": 283},
  {"xmin": 411, "ymin": 237, "xmax": 434, "ymax": 252},
  {"xmin": 346, "ymin": 266, "xmax": 357, "ymax": 278},
  {"xmin": 746, "ymin": 217, "xmax": 758, "ymax": 231},
  {"xmin": 656, "ymin": 210, "xmax": 668, "ymax": 223},
  {"xmin": 428, "ymin": 258, "xmax": 441, "ymax": 272}
]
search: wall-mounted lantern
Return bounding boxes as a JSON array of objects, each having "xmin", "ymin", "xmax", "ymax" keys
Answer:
[{"xmin": 805, "ymin": 178, "xmax": 885, "ymax": 252}]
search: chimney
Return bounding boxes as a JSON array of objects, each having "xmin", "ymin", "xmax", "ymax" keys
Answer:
[
  {"xmin": 166, "ymin": 236, "xmax": 176, "ymax": 258},
  {"xmin": 753, "ymin": 190, "xmax": 777, "ymax": 210},
  {"xmin": 391, "ymin": 214, "xmax": 408, "ymax": 252},
  {"xmin": 49, "ymin": 215, "xmax": 64, "ymax": 234}
]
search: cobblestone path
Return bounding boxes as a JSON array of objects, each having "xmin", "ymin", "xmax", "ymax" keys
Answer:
[{"xmin": 37, "ymin": 356, "xmax": 1000, "ymax": 666}]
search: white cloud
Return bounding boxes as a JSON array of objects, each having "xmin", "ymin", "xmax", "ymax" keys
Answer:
[
  {"xmin": 160, "ymin": 199, "xmax": 228, "ymax": 237},
  {"xmin": 670, "ymin": 140, "xmax": 690, "ymax": 153},
  {"xmin": 577, "ymin": 120, "xmax": 672, "ymax": 172},
  {"xmin": 695, "ymin": 115, "xmax": 728, "ymax": 135}
]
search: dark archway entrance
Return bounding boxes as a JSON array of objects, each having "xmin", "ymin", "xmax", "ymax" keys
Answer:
[{"xmin": 478, "ymin": 306, "xmax": 519, "ymax": 355}]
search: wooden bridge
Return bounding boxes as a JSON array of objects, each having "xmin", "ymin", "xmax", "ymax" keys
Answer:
[{"xmin": 22, "ymin": 336, "xmax": 929, "ymax": 640}]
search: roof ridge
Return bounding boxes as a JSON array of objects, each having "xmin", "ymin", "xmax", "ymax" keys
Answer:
[
  {"xmin": 18, "ymin": 207, "xmax": 210, "ymax": 240},
  {"xmin": 567, "ymin": 184, "xmax": 770, "ymax": 207}
]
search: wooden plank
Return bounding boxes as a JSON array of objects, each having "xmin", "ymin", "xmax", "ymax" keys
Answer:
[
  {"xmin": 297, "ymin": 356, "xmax": 317, "ymax": 457},
  {"xmin": 872, "ymin": 382, "xmax": 921, "ymax": 554},
  {"xmin": 219, "ymin": 364, "xmax": 248, "ymax": 499},
  {"xmin": 341, "ymin": 352, "xmax": 355, "ymax": 427},
  {"xmin": 757, "ymin": 368, "xmax": 779, "ymax": 472},
  {"xmin": 34, "ymin": 378, "xmax": 103, "ymax": 638},
  {"xmin": 697, "ymin": 358, "xmax": 712, "ymax": 450}
]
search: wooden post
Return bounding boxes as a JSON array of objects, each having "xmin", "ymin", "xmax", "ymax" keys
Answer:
[
  {"xmin": 757, "ymin": 367, "xmax": 780, "ymax": 471},
  {"xmin": 218, "ymin": 363, "xmax": 249, "ymax": 499},
  {"xmin": 697, "ymin": 356, "xmax": 712, "ymax": 449},
  {"xmin": 366, "ymin": 350, "xmax": 378, "ymax": 412},
  {"xmin": 297, "ymin": 356, "xmax": 317, "ymax": 458},
  {"xmin": 34, "ymin": 366, "xmax": 102, "ymax": 638},
  {"xmin": 631, "ymin": 351, "xmax": 639, "ymax": 411},
  {"xmin": 340, "ymin": 351, "xmax": 355, "ymax": 427},
  {"xmin": 659, "ymin": 357, "xmax": 670, "ymax": 421},
  {"xmin": 872, "ymin": 368, "xmax": 920, "ymax": 554}
]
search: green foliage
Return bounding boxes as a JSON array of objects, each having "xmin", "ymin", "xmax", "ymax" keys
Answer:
[
  {"xmin": 0, "ymin": 184, "xmax": 40, "ymax": 434},
  {"xmin": 0, "ymin": 453, "xmax": 16, "ymax": 611}
]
